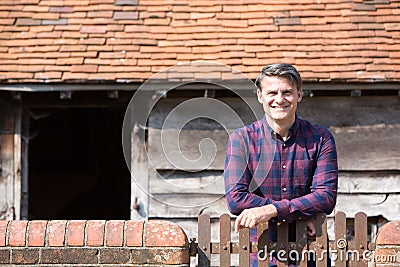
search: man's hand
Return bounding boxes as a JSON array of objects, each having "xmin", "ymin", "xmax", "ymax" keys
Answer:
[
  {"xmin": 306, "ymin": 217, "xmax": 316, "ymax": 239},
  {"xmin": 234, "ymin": 204, "xmax": 278, "ymax": 233}
]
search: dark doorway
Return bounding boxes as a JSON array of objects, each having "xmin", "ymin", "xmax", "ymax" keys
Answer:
[{"xmin": 28, "ymin": 107, "xmax": 130, "ymax": 220}]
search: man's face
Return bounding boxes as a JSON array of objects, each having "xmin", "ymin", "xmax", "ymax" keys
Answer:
[{"xmin": 257, "ymin": 76, "xmax": 302, "ymax": 123}]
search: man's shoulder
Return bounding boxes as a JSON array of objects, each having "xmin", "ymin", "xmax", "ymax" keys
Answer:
[
  {"xmin": 234, "ymin": 119, "xmax": 263, "ymax": 134},
  {"xmin": 230, "ymin": 119, "xmax": 264, "ymax": 140},
  {"xmin": 297, "ymin": 117, "xmax": 334, "ymax": 139}
]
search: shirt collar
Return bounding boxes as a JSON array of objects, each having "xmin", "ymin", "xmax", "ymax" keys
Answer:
[{"xmin": 262, "ymin": 114, "xmax": 299, "ymax": 140}]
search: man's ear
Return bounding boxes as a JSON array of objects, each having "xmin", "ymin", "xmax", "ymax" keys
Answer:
[
  {"xmin": 297, "ymin": 88, "xmax": 303, "ymax": 102},
  {"xmin": 257, "ymin": 88, "xmax": 263, "ymax": 104}
]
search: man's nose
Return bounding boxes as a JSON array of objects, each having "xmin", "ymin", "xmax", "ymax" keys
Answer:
[{"xmin": 275, "ymin": 93, "xmax": 285, "ymax": 103}]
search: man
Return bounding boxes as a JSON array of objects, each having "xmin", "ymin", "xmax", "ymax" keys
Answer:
[{"xmin": 224, "ymin": 63, "xmax": 338, "ymax": 266}]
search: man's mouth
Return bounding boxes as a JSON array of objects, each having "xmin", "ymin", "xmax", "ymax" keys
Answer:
[{"xmin": 271, "ymin": 105, "xmax": 289, "ymax": 110}]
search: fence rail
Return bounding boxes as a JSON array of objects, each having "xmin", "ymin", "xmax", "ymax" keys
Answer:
[{"xmin": 190, "ymin": 212, "xmax": 374, "ymax": 267}]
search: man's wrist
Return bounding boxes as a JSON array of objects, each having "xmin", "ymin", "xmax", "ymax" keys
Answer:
[{"xmin": 263, "ymin": 204, "xmax": 278, "ymax": 218}]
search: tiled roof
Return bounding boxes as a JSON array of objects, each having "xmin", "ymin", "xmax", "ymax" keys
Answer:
[{"xmin": 0, "ymin": 0, "xmax": 399, "ymax": 83}]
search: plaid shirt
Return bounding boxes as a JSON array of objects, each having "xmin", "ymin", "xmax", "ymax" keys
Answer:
[{"xmin": 224, "ymin": 115, "xmax": 338, "ymax": 223}]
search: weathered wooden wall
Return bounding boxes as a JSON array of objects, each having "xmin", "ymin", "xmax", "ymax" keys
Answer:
[
  {"xmin": 0, "ymin": 101, "xmax": 22, "ymax": 220},
  {"xmin": 143, "ymin": 95, "xmax": 400, "ymax": 240}
]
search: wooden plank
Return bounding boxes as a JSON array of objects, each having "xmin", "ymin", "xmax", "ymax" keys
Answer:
[
  {"xmin": 148, "ymin": 193, "xmax": 229, "ymax": 218},
  {"xmin": 335, "ymin": 193, "xmax": 400, "ymax": 221},
  {"xmin": 354, "ymin": 212, "xmax": 368, "ymax": 267},
  {"xmin": 315, "ymin": 213, "xmax": 328, "ymax": 267},
  {"xmin": 334, "ymin": 212, "xmax": 347, "ymax": 267},
  {"xmin": 149, "ymin": 170, "xmax": 224, "ymax": 194},
  {"xmin": 130, "ymin": 123, "xmax": 149, "ymax": 220},
  {"xmin": 148, "ymin": 125, "xmax": 400, "ymax": 171},
  {"xmin": 296, "ymin": 220, "xmax": 308, "ymax": 267},
  {"xmin": 148, "ymin": 97, "xmax": 400, "ymax": 171},
  {"xmin": 13, "ymin": 106, "xmax": 21, "ymax": 219},
  {"xmin": 148, "ymin": 128, "xmax": 229, "ymax": 171},
  {"xmin": 152, "ymin": 193, "xmax": 400, "ymax": 222},
  {"xmin": 331, "ymin": 124, "xmax": 400, "ymax": 170},
  {"xmin": 338, "ymin": 172, "xmax": 400, "ymax": 193},
  {"xmin": 0, "ymin": 102, "xmax": 15, "ymax": 220},
  {"xmin": 148, "ymin": 98, "xmax": 261, "ymax": 130},
  {"xmin": 277, "ymin": 222, "xmax": 289, "ymax": 267},
  {"xmin": 219, "ymin": 213, "xmax": 231, "ymax": 267},
  {"xmin": 257, "ymin": 222, "xmax": 269, "ymax": 267},
  {"xmin": 298, "ymin": 96, "xmax": 400, "ymax": 128},
  {"xmin": 239, "ymin": 227, "xmax": 250, "ymax": 267},
  {"xmin": 149, "ymin": 96, "xmax": 400, "ymax": 129},
  {"xmin": 198, "ymin": 214, "xmax": 211, "ymax": 267},
  {"xmin": 20, "ymin": 110, "xmax": 29, "ymax": 220}
]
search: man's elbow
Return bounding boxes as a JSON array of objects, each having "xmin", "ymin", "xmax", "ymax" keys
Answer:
[
  {"xmin": 322, "ymin": 192, "xmax": 337, "ymax": 215},
  {"xmin": 226, "ymin": 194, "xmax": 243, "ymax": 216}
]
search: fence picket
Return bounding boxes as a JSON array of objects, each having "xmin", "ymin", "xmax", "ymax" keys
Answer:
[
  {"xmin": 296, "ymin": 220, "xmax": 308, "ymax": 267},
  {"xmin": 239, "ymin": 227, "xmax": 250, "ymax": 267},
  {"xmin": 198, "ymin": 214, "xmax": 211, "ymax": 267},
  {"xmin": 257, "ymin": 222, "xmax": 269, "ymax": 267},
  {"xmin": 192, "ymin": 212, "xmax": 373, "ymax": 267},
  {"xmin": 354, "ymin": 212, "xmax": 368, "ymax": 267},
  {"xmin": 315, "ymin": 213, "xmax": 328, "ymax": 267},
  {"xmin": 277, "ymin": 222, "xmax": 289, "ymax": 267},
  {"xmin": 219, "ymin": 213, "xmax": 231, "ymax": 267},
  {"xmin": 335, "ymin": 212, "xmax": 347, "ymax": 267}
]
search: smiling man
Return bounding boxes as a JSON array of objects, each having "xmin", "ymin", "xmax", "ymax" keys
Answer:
[{"xmin": 224, "ymin": 63, "xmax": 338, "ymax": 266}]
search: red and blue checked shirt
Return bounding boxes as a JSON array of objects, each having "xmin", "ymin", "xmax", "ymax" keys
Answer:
[{"xmin": 224, "ymin": 115, "xmax": 338, "ymax": 223}]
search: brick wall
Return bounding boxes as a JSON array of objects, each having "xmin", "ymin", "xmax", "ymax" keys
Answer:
[
  {"xmin": 0, "ymin": 220, "xmax": 189, "ymax": 266},
  {"xmin": 375, "ymin": 220, "xmax": 400, "ymax": 266}
]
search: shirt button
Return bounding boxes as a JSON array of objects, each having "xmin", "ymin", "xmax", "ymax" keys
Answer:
[
  {"xmin": 283, "ymin": 143, "xmax": 286, "ymax": 147},
  {"xmin": 282, "ymin": 187, "xmax": 287, "ymax": 192},
  {"xmin": 282, "ymin": 164, "xmax": 286, "ymax": 169}
]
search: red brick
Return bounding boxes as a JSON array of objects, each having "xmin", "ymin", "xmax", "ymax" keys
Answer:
[
  {"xmin": 0, "ymin": 221, "xmax": 8, "ymax": 246},
  {"xmin": 66, "ymin": 221, "xmax": 86, "ymax": 246},
  {"xmin": 144, "ymin": 17, "xmax": 171, "ymax": 25},
  {"xmin": 274, "ymin": 17, "xmax": 301, "ymax": 26},
  {"xmin": 105, "ymin": 221, "xmax": 124, "ymax": 247},
  {"xmin": 49, "ymin": 6, "xmax": 74, "ymax": 13},
  {"xmin": 376, "ymin": 220, "xmax": 400, "ymax": 245},
  {"xmin": 47, "ymin": 221, "xmax": 67, "ymax": 247},
  {"xmin": 35, "ymin": 71, "xmax": 62, "ymax": 79},
  {"xmin": 80, "ymin": 25, "xmax": 107, "ymax": 33},
  {"xmin": 173, "ymin": 5, "xmax": 221, "ymax": 13},
  {"xmin": 2, "ymin": 72, "xmax": 33, "ymax": 79},
  {"xmin": 32, "ymin": 12, "xmax": 60, "ymax": 20},
  {"xmin": 8, "ymin": 221, "xmax": 28, "ymax": 247},
  {"xmin": 62, "ymin": 72, "xmax": 90, "ymax": 80},
  {"xmin": 27, "ymin": 221, "xmax": 47, "ymax": 247},
  {"xmin": 88, "ymin": 72, "xmax": 117, "ymax": 80},
  {"xmin": 15, "ymin": 18, "xmax": 41, "ymax": 26},
  {"xmin": 145, "ymin": 220, "xmax": 188, "ymax": 247},
  {"xmin": 11, "ymin": 248, "xmax": 39, "ymax": 264},
  {"xmin": 113, "ymin": 11, "xmax": 139, "ymax": 20},
  {"xmin": 86, "ymin": 220, "xmax": 105, "ymax": 246},
  {"xmin": 131, "ymin": 248, "xmax": 189, "ymax": 265},
  {"xmin": 221, "ymin": 19, "xmax": 248, "ymax": 28},
  {"xmin": 125, "ymin": 221, "xmax": 143, "ymax": 247},
  {"xmin": 71, "ymin": 65, "xmax": 98, "ymax": 73}
]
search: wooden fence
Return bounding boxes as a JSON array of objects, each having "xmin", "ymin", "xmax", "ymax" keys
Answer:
[{"xmin": 189, "ymin": 212, "xmax": 374, "ymax": 267}]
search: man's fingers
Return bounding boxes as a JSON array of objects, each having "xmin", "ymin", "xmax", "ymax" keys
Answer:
[{"xmin": 235, "ymin": 214, "xmax": 243, "ymax": 233}]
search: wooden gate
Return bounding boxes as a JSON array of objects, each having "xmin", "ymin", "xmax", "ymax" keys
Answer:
[{"xmin": 190, "ymin": 212, "xmax": 374, "ymax": 267}]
